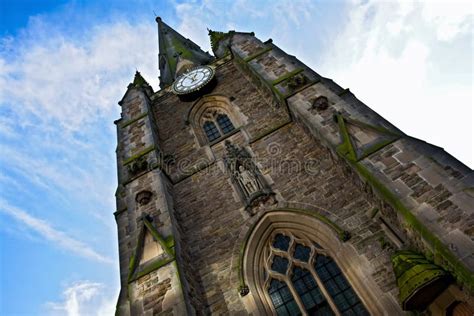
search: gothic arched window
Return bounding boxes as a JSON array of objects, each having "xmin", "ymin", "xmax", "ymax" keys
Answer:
[
  {"xmin": 188, "ymin": 96, "xmax": 242, "ymax": 146},
  {"xmin": 203, "ymin": 121, "xmax": 221, "ymax": 142},
  {"xmin": 265, "ymin": 232, "xmax": 369, "ymax": 316},
  {"xmin": 202, "ymin": 113, "xmax": 235, "ymax": 142},
  {"xmin": 216, "ymin": 114, "xmax": 235, "ymax": 134}
]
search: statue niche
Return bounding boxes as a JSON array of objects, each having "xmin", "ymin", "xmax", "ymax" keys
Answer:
[{"xmin": 224, "ymin": 141, "xmax": 276, "ymax": 215}]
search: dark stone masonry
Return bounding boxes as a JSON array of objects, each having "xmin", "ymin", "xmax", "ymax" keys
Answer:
[{"xmin": 113, "ymin": 18, "xmax": 473, "ymax": 315}]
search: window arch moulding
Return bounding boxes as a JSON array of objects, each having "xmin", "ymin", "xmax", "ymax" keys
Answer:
[
  {"xmin": 186, "ymin": 94, "xmax": 244, "ymax": 146},
  {"xmin": 239, "ymin": 210, "xmax": 402, "ymax": 315}
]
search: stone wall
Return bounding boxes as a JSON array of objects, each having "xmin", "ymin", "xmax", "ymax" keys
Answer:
[
  {"xmin": 148, "ymin": 54, "xmax": 407, "ymax": 313},
  {"xmin": 114, "ymin": 87, "xmax": 186, "ymax": 315},
  {"xmin": 114, "ymin": 29, "xmax": 473, "ymax": 315}
]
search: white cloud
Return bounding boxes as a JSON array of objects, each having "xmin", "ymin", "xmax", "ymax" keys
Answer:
[
  {"xmin": 0, "ymin": 19, "xmax": 161, "ymax": 241},
  {"xmin": 171, "ymin": 0, "xmax": 473, "ymax": 167},
  {"xmin": 318, "ymin": 0, "xmax": 473, "ymax": 167},
  {"xmin": 0, "ymin": 199, "xmax": 113, "ymax": 264},
  {"xmin": 421, "ymin": 1, "xmax": 473, "ymax": 41},
  {"xmin": 45, "ymin": 281, "xmax": 116, "ymax": 316},
  {"xmin": 0, "ymin": 20, "xmax": 158, "ymax": 131}
]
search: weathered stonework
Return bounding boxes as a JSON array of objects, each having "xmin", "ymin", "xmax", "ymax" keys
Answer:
[{"xmin": 114, "ymin": 19, "xmax": 473, "ymax": 315}]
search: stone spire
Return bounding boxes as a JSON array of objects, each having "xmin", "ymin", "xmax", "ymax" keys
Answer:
[{"xmin": 156, "ymin": 17, "xmax": 214, "ymax": 89}]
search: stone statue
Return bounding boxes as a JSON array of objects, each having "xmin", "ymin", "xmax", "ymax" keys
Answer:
[{"xmin": 236, "ymin": 165, "xmax": 261, "ymax": 197}]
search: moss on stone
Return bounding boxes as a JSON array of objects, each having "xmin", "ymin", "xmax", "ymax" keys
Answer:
[
  {"xmin": 132, "ymin": 257, "xmax": 175, "ymax": 281},
  {"xmin": 335, "ymin": 114, "xmax": 357, "ymax": 161},
  {"xmin": 350, "ymin": 161, "xmax": 474, "ymax": 292},
  {"xmin": 143, "ymin": 218, "xmax": 174, "ymax": 256},
  {"xmin": 243, "ymin": 46, "xmax": 273, "ymax": 62},
  {"xmin": 132, "ymin": 71, "xmax": 150, "ymax": 88},
  {"xmin": 127, "ymin": 253, "xmax": 136, "ymax": 282},
  {"xmin": 208, "ymin": 30, "xmax": 232, "ymax": 53},
  {"xmin": 335, "ymin": 113, "xmax": 400, "ymax": 162},
  {"xmin": 392, "ymin": 250, "xmax": 451, "ymax": 310},
  {"xmin": 232, "ymin": 51, "xmax": 283, "ymax": 107},
  {"xmin": 370, "ymin": 208, "xmax": 379, "ymax": 219},
  {"xmin": 333, "ymin": 112, "xmax": 473, "ymax": 290},
  {"xmin": 271, "ymin": 68, "xmax": 304, "ymax": 86},
  {"xmin": 122, "ymin": 146, "xmax": 155, "ymax": 166},
  {"xmin": 120, "ymin": 112, "xmax": 148, "ymax": 128}
]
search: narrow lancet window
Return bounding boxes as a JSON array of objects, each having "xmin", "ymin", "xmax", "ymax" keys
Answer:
[
  {"xmin": 291, "ymin": 267, "xmax": 334, "ymax": 315},
  {"xmin": 203, "ymin": 121, "xmax": 221, "ymax": 142},
  {"xmin": 268, "ymin": 279, "xmax": 301, "ymax": 316},
  {"xmin": 216, "ymin": 114, "xmax": 235, "ymax": 134},
  {"xmin": 315, "ymin": 255, "xmax": 369, "ymax": 315}
]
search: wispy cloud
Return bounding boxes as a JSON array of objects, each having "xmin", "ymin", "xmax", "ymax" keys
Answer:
[
  {"xmin": 0, "ymin": 199, "xmax": 113, "ymax": 264},
  {"xmin": 45, "ymin": 281, "xmax": 116, "ymax": 316},
  {"xmin": 0, "ymin": 18, "xmax": 162, "ymax": 241},
  {"xmin": 317, "ymin": 0, "xmax": 473, "ymax": 167},
  {"xmin": 0, "ymin": 20, "xmax": 158, "ymax": 131}
]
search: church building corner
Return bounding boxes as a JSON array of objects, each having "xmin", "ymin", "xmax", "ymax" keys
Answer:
[{"xmin": 113, "ymin": 17, "xmax": 474, "ymax": 316}]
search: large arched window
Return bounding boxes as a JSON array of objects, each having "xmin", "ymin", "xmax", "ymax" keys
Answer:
[{"xmin": 265, "ymin": 232, "xmax": 369, "ymax": 315}]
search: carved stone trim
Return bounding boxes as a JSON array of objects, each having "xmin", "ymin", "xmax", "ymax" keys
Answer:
[{"xmin": 135, "ymin": 190, "xmax": 153, "ymax": 206}]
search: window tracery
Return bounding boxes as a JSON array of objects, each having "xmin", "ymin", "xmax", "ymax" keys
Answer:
[
  {"xmin": 202, "ymin": 112, "xmax": 235, "ymax": 142},
  {"xmin": 186, "ymin": 95, "xmax": 242, "ymax": 146},
  {"xmin": 264, "ymin": 232, "xmax": 369, "ymax": 316}
]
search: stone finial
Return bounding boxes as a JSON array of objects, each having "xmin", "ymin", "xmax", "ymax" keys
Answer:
[
  {"xmin": 132, "ymin": 71, "xmax": 150, "ymax": 88},
  {"xmin": 208, "ymin": 29, "xmax": 231, "ymax": 53}
]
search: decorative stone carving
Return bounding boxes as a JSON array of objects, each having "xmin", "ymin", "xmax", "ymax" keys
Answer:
[
  {"xmin": 286, "ymin": 72, "xmax": 307, "ymax": 90},
  {"xmin": 311, "ymin": 95, "xmax": 329, "ymax": 111},
  {"xmin": 224, "ymin": 141, "xmax": 275, "ymax": 215},
  {"xmin": 239, "ymin": 285, "xmax": 249, "ymax": 297},
  {"xmin": 135, "ymin": 190, "xmax": 153, "ymax": 206},
  {"xmin": 127, "ymin": 156, "xmax": 148, "ymax": 176},
  {"xmin": 236, "ymin": 165, "xmax": 261, "ymax": 196}
]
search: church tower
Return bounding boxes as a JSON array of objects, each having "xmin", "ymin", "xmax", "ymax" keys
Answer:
[{"xmin": 113, "ymin": 18, "xmax": 474, "ymax": 315}]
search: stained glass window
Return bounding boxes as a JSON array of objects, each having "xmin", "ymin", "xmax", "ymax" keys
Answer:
[{"xmin": 203, "ymin": 121, "xmax": 220, "ymax": 142}]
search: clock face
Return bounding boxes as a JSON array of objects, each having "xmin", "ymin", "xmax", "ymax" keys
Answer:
[{"xmin": 172, "ymin": 65, "xmax": 215, "ymax": 95}]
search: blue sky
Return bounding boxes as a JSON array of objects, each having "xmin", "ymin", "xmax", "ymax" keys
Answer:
[{"xmin": 0, "ymin": 0, "xmax": 472, "ymax": 315}]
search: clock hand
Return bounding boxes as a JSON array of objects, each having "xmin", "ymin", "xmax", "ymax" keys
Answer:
[{"xmin": 181, "ymin": 72, "xmax": 195, "ymax": 81}]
